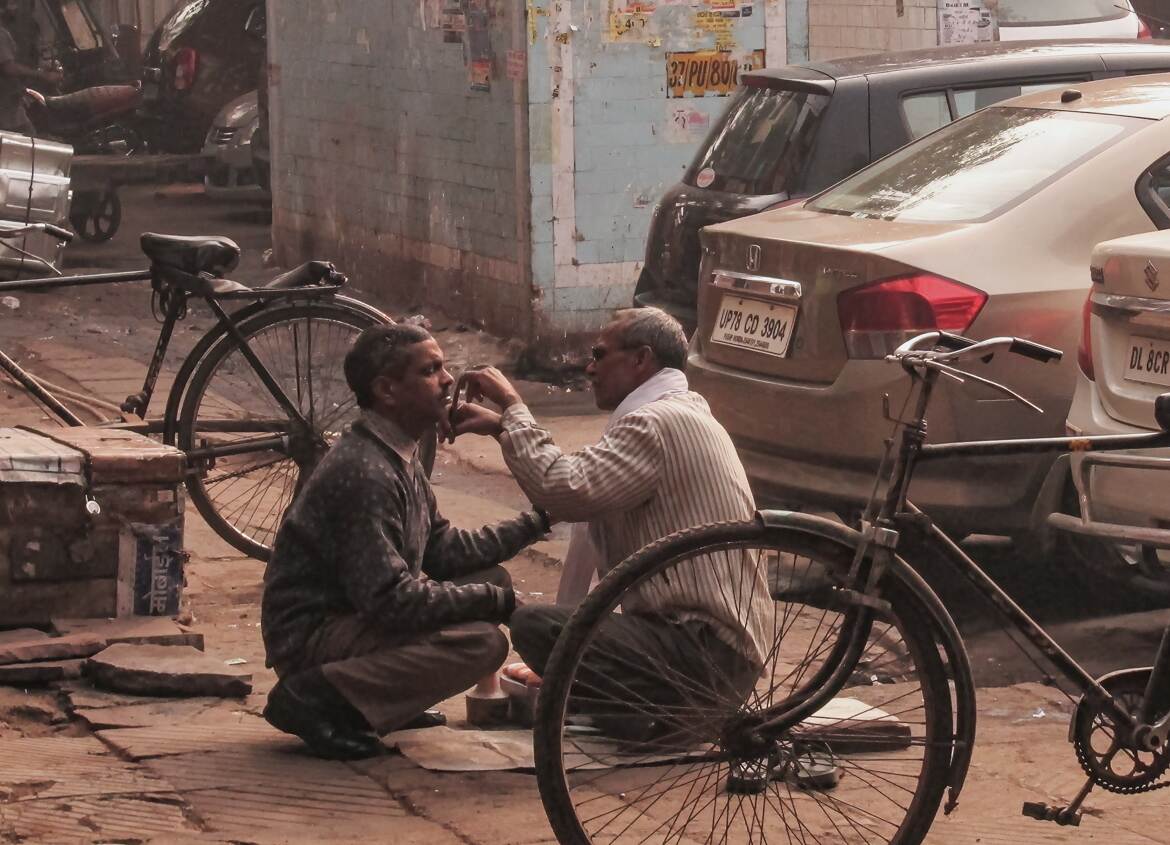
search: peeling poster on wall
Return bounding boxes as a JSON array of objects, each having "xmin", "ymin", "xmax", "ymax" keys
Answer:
[
  {"xmin": 667, "ymin": 49, "xmax": 764, "ymax": 97},
  {"xmin": 665, "ymin": 104, "xmax": 711, "ymax": 143},
  {"xmin": 420, "ymin": 0, "xmax": 443, "ymax": 29},
  {"xmin": 464, "ymin": 0, "xmax": 494, "ymax": 91},
  {"xmin": 937, "ymin": 0, "xmax": 997, "ymax": 45},
  {"xmin": 442, "ymin": 6, "xmax": 467, "ymax": 42}
]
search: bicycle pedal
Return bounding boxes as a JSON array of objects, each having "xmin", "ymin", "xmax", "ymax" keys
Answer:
[{"xmin": 1021, "ymin": 801, "xmax": 1082, "ymax": 827}]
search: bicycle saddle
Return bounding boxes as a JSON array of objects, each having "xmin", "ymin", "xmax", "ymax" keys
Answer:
[{"xmin": 141, "ymin": 233, "xmax": 241, "ymax": 276}]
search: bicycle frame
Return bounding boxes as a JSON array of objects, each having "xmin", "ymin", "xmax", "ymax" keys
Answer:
[
  {"xmin": 752, "ymin": 360, "xmax": 1170, "ymax": 755},
  {"xmin": 883, "ymin": 364, "xmax": 1169, "ymax": 745},
  {"xmin": 0, "ymin": 266, "xmax": 336, "ymax": 463}
]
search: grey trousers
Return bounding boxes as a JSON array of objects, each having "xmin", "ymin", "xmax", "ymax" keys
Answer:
[
  {"xmin": 288, "ymin": 566, "xmax": 511, "ymax": 734},
  {"xmin": 510, "ymin": 605, "xmax": 758, "ymax": 740}
]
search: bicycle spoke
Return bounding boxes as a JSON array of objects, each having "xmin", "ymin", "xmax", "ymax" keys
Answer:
[{"xmin": 180, "ymin": 307, "xmax": 374, "ymax": 558}]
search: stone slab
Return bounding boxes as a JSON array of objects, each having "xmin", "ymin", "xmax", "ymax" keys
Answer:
[
  {"xmin": 0, "ymin": 633, "xmax": 106, "ymax": 665},
  {"xmin": 0, "ymin": 658, "xmax": 82, "ymax": 686},
  {"xmin": 0, "ymin": 735, "xmax": 171, "ymax": 801},
  {"xmin": 73, "ymin": 696, "xmax": 254, "ymax": 730},
  {"xmin": 0, "ymin": 628, "xmax": 48, "ymax": 645},
  {"xmin": 99, "ymin": 718, "xmax": 286, "ymax": 760},
  {"xmin": 25, "ymin": 424, "xmax": 185, "ymax": 484},
  {"xmin": 143, "ymin": 747, "xmax": 456, "ymax": 844},
  {"xmin": 60, "ymin": 683, "xmax": 182, "ymax": 711},
  {"xmin": 0, "ymin": 793, "xmax": 200, "ymax": 842},
  {"xmin": 357, "ymin": 764, "xmax": 556, "ymax": 845},
  {"xmin": 51, "ymin": 616, "xmax": 204, "ymax": 650},
  {"xmin": 85, "ymin": 643, "xmax": 251, "ymax": 698}
]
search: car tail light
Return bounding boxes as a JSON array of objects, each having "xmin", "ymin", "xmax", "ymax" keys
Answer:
[
  {"xmin": 173, "ymin": 47, "xmax": 199, "ymax": 91},
  {"xmin": 837, "ymin": 273, "xmax": 987, "ymax": 359},
  {"xmin": 1077, "ymin": 293, "xmax": 1095, "ymax": 381},
  {"xmin": 1138, "ymin": 16, "xmax": 1153, "ymax": 38}
]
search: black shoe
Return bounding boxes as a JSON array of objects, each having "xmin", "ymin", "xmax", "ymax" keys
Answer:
[
  {"xmin": 264, "ymin": 678, "xmax": 384, "ymax": 761},
  {"xmin": 398, "ymin": 709, "xmax": 448, "ymax": 730}
]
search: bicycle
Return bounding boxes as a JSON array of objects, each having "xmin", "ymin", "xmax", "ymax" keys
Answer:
[
  {"xmin": 533, "ymin": 330, "xmax": 1170, "ymax": 844},
  {"xmin": 0, "ymin": 222, "xmax": 395, "ymax": 560}
]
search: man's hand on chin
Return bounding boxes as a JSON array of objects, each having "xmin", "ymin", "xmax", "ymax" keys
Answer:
[{"xmin": 451, "ymin": 401, "xmax": 504, "ymax": 438}]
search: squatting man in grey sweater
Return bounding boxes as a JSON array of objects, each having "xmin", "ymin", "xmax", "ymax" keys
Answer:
[{"xmin": 260, "ymin": 323, "xmax": 551, "ymax": 760}]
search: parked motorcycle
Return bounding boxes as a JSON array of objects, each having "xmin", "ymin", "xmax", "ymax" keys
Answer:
[
  {"xmin": 23, "ymin": 84, "xmax": 146, "ymax": 243},
  {"xmin": 24, "ymin": 83, "xmax": 146, "ymax": 155}
]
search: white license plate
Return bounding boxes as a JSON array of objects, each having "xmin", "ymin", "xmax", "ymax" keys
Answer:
[
  {"xmin": 710, "ymin": 295, "xmax": 797, "ymax": 358},
  {"xmin": 1124, "ymin": 336, "xmax": 1170, "ymax": 387}
]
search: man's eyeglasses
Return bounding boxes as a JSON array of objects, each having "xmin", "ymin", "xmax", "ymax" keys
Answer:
[{"xmin": 590, "ymin": 344, "xmax": 644, "ymax": 362}]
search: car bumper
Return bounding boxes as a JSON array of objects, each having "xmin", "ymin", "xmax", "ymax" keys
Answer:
[
  {"xmin": 1066, "ymin": 369, "xmax": 1170, "ymax": 528},
  {"xmin": 201, "ymin": 142, "xmax": 264, "ymax": 200},
  {"xmin": 687, "ymin": 346, "xmax": 1058, "ymax": 535}
]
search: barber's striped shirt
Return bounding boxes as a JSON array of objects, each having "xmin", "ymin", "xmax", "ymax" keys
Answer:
[{"xmin": 498, "ymin": 392, "xmax": 769, "ymax": 666}]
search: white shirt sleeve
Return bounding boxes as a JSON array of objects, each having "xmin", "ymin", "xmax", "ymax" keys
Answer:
[{"xmin": 497, "ymin": 403, "xmax": 662, "ymax": 523}]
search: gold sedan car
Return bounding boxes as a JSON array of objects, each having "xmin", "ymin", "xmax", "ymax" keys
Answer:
[{"xmin": 689, "ymin": 74, "xmax": 1170, "ymax": 545}]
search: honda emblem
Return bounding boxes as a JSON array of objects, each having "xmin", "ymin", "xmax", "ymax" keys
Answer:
[
  {"xmin": 746, "ymin": 244, "xmax": 761, "ymax": 272},
  {"xmin": 1145, "ymin": 260, "xmax": 1160, "ymax": 292}
]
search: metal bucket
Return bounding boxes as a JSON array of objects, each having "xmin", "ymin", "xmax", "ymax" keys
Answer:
[{"xmin": 0, "ymin": 131, "xmax": 73, "ymax": 278}]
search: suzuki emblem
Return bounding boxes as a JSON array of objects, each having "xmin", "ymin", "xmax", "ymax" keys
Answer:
[
  {"xmin": 746, "ymin": 244, "xmax": 761, "ymax": 272},
  {"xmin": 1145, "ymin": 260, "xmax": 1160, "ymax": 292}
]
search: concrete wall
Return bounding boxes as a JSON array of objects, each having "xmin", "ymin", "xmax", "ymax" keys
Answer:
[
  {"xmin": 808, "ymin": 0, "xmax": 938, "ymax": 59},
  {"xmin": 268, "ymin": 0, "xmax": 533, "ymax": 340},
  {"xmin": 527, "ymin": 0, "xmax": 767, "ymax": 350}
]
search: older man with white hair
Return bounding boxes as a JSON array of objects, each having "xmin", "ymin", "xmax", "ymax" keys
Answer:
[{"xmin": 453, "ymin": 307, "xmax": 768, "ymax": 732}]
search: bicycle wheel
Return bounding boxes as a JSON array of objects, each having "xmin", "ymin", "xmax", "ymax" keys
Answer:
[
  {"xmin": 534, "ymin": 519, "xmax": 953, "ymax": 845},
  {"xmin": 178, "ymin": 301, "xmax": 382, "ymax": 559}
]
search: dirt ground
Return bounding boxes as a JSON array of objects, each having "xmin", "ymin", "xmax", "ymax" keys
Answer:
[{"xmin": 0, "ymin": 186, "xmax": 1166, "ymax": 843}]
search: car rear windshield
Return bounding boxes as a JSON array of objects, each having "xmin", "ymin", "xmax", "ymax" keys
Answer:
[
  {"xmin": 808, "ymin": 107, "xmax": 1133, "ymax": 224},
  {"xmin": 996, "ymin": 0, "xmax": 1127, "ymax": 24},
  {"xmin": 686, "ymin": 83, "xmax": 828, "ymax": 195}
]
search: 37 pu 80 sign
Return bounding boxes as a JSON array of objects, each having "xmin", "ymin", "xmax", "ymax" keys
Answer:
[
  {"xmin": 711, "ymin": 295, "xmax": 797, "ymax": 357},
  {"xmin": 667, "ymin": 49, "xmax": 766, "ymax": 98}
]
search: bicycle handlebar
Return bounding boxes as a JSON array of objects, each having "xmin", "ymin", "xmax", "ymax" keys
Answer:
[
  {"xmin": 893, "ymin": 331, "xmax": 1062, "ymax": 365},
  {"xmin": 0, "ymin": 222, "xmax": 75, "ymax": 244},
  {"xmin": 42, "ymin": 223, "xmax": 75, "ymax": 244}
]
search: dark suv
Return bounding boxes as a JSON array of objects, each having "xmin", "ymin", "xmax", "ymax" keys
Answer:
[
  {"xmin": 636, "ymin": 39, "xmax": 1170, "ymax": 330},
  {"xmin": 139, "ymin": 0, "xmax": 265, "ymax": 153}
]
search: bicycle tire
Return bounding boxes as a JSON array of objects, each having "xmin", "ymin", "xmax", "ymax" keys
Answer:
[
  {"xmin": 533, "ymin": 518, "xmax": 953, "ymax": 845},
  {"xmin": 177, "ymin": 301, "xmax": 381, "ymax": 559}
]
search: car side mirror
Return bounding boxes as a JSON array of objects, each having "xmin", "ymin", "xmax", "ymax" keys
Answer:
[{"xmin": 1156, "ymin": 393, "xmax": 1170, "ymax": 433}]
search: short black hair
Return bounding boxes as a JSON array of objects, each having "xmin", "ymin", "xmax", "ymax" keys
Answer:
[
  {"xmin": 344, "ymin": 323, "xmax": 433, "ymax": 409},
  {"xmin": 611, "ymin": 307, "xmax": 688, "ymax": 370}
]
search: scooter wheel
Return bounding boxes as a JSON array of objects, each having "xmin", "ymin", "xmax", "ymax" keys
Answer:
[{"xmin": 72, "ymin": 189, "xmax": 121, "ymax": 243}]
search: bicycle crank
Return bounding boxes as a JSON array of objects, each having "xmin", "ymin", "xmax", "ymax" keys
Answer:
[{"xmin": 1070, "ymin": 667, "xmax": 1170, "ymax": 794}]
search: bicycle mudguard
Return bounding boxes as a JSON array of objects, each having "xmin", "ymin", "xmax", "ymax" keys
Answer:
[{"xmin": 756, "ymin": 508, "xmax": 977, "ymax": 815}]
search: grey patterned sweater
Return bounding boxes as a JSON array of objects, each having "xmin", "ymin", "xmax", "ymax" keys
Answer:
[{"xmin": 262, "ymin": 415, "xmax": 545, "ymax": 670}]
